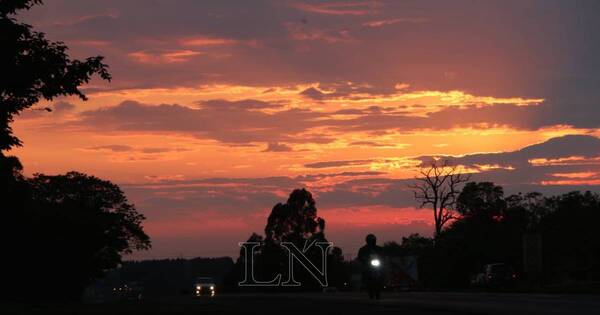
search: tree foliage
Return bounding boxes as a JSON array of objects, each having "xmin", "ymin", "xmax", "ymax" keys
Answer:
[
  {"xmin": 383, "ymin": 234, "xmax": 434, "ymax": 257},
  {"xmin": 0, "ymin": 1, "xmax": 149, "ymax": 301},
  {"xmin": 229, "ymin": 189, "xmax": 344, "ymax": 290},
  {"xmin": 0, "ymin": 0, "xmax": 110, "ymax": 150},
  {"xmin": 3, "ymin": 169, "xmax": 150, "ymax": 300},
  {"xmin": 265, "ymin": 188, "xmax": 325, "ymax": 243},
  {"xmin": 418, "ymin": 182, "xmax": 600, "ymax": 289},
  {"xmin": 456, "ymin": 181, "xmax": 506, "ymax": 218}
]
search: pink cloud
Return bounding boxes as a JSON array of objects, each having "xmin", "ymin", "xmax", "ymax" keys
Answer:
[
  {"xmin": 285, "ymin": 22, "xmax": 355, "ymax": 43},
  {"xmin": 362, "ymin": 17, "xmax": 427, "ymax": 28},
  {"xmin": 179, "ymin": 36, "xmax": 239, "ymax": 46},
  {"xmin": 321, "ymin": 206, "xmax": 432, "ymax": 228},
  {"xmin": 288, "ymin": 1, "xmax": 380, "ymax": 16}
]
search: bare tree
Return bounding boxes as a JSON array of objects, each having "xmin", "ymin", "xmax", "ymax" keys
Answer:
[{"xmin": 409, "ymin": 161, "xmax": 470, "ymax": 238}]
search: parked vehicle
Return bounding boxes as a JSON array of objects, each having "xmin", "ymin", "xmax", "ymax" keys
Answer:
[{"xmin": 473, "ymin": 263, "xmax": 517, "ymax": 289}]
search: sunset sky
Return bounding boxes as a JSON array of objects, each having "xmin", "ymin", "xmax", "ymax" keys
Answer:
[{"xmin": 13, "ymin": 0, "xmax": 600, "ymax": 259}]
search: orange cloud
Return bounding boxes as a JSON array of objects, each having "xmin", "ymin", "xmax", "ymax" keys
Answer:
[
  {"xmin": 543, "ymin": 172, "xmax": 600, "ymax": 186},
  {"xmin": 552, "ymin": 172, "xmax": 598, "ymax": 179},
  {"xmin": 72, "ymin": 40, "xmax": 112, "ymax": 47},
  {"xmin": 128, "ymin": 50, "xmax": 203, "ymax": 64},
  {"xmin": 177, "ymin": 36, "xmax": 261, "ymax": 49},
  {"xmin": 529, "ymin": 156, "xmax": 600, "ymax": 166},
  {"xmin": 541, "ymin": 179, "xmax": 600, "ymax": 186}
]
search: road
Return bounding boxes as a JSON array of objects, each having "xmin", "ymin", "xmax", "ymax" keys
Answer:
[{"xmin": 6, "ymin": 292, "xmax": 600, "ymax": 314}]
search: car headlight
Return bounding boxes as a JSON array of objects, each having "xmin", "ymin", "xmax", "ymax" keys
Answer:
[
  {"xmin": 210, "ymin": 286, "xmax": 214, "ymax": 290},
  {"xmin": 196, "ymin": 285, "xmax": 201, "ymax": 290},
  {"xmin": 370, "ymin": 259, "xmax": 381, "ymax": 267}
]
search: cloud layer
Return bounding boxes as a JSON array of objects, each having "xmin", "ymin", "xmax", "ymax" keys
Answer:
[{"xmin": 12, "ymin": 0, "xmax": 600, "ymax": 258}]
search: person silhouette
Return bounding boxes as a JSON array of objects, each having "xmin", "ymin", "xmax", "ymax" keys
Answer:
[{"xmin": 357, "ymin": 234, "xmax": 384, "ymax": 299}]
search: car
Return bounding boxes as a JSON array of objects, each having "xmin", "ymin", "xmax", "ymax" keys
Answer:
[
  {"xmin": 194, "ymin": 277, "xmax": 216, "ymax": 296},
  {"xmin": 473, "ymin": 263, "xmax": 517, "ymax": 289}
]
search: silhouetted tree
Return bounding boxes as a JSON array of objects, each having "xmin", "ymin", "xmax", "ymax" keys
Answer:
[
  {"xmin": 264, "ymin": 189, "xmax": 328, "ymax": 289},
  {"xmin": 401, "ymin": 233, "xmax": 434, "ymax": 255},
  {"xmin": 0, "ymin": 1, "xmax": 147, "ymax": 301},
  {"xmin": 383, "ymin": 234, "xmax": 433, "ymax": 258},
  {"xmin": 28, "ymin": 172, "xmax": 151, "ymax": 254},
  {"xmin": 505, "ymin": 192, "xmax": 546, "ymax": 231},
  {"xmin": 231, "ymin": 189, "xmax": 338, "ymax": 291},
  {"xmin": 407, "ymin": 180, "xmax": 600, "ymax": 289},
  {"xmin": 540, "ymin": 191, "xmax": 600, "ymax": 281},
  {"xmin": 4, "ymin": 171, "xmax": 150, "ymax": 300},
  {"xmin": 415, "ymin": 182, "xmax": 524, "ymax": 288},
  {"xmin": 1, "ymin": 0, "xmax": 110, "ymax": 150},
  {"xmin": 265, "ymin": 188, "xmax": 325, "ymax": 243},
  {"xmin": 225, "ymin": 233, "xmax": 264, "ymax": 289},
  {"xmin": 456, "ymin": 182, "xmax": 507, "ymax": 218},
  {"xmin": 327, "ymin": 246, "xmax": 349, "ymax": 289},
  {"xmin": 409, "ymin": 161, "xmax": 470, "ymax": 238}
]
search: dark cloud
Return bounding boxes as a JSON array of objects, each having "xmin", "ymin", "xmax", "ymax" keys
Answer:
[
  {"xmin": 198, "ymin": 99, "xmax": 282, "ymax": 110},
  {"xmin": 86, "ymin": 144, "xmax": 192, "ymax": 154},
  {"xmin": 139, "ymin": 147, "xmax": 191, "ymax": 154},
  {"xmin": 417, "ymin": 135, "xmax": 600, "ymax": 169},
  {"xmin": 300, "ymin": 87, "xmax": 327, "ymax": 100},
  {"xmin": 300, "ymin": 83, "xmax": 398, "ymax": 101},
  {"xmin": 296, "ymin": 171, "xmax": 388, "ymax": 182},
  {"xmin": 53, "ymin": 101, "xmax": 76, "ymax": 113},
  {"xmin": 327, "ymin": 103, "xmax": 600, "ymax": 132},
  {"xmin": 263, "ymin": 142, "xmax": 293, "ymax": 152},
  {"xmin": 18, "ymin": 0, "xmax": 600, "ymax": 111},
  {"xmin": 304, "ymin": 159, "xmax": 375, "ymax": 169},
  {"xmin": 88, "ymin": 144, "xmax": 133, "ymax": 152},
  {"xmin": 121, "ymin": 135, "xmax": 600, "ymax": 258},
  {"xmin": 349, "ymin": 141, "xmax": 393, "ymax": 147},
  {"xmin": 288, "ymin": 1, "xmax": 381, "ymax": 16},
  {"xmin": 72, "ymin": 99, "xmax": 600, "ymax": 148},
  {"xmin": 121, "ymin": 170, "xmax": 397, "ymax": 218},
  {"xmin": 299, "ymin": 135, "xmax": 600, "ymax": 207},
  {"xmin": 75, "ymin": 99, "xmax": 333, "ymax": 145},
  {"xmin": 122, "ymin": 133, "xmax": 600, "ymax": 222},
  {"xmin": 18, "ymin": 101, "xmax": 76, "ymax": 119},
  {"xmin": 284, "ymin": 21, "xmax": 356, "ymax": 43}
]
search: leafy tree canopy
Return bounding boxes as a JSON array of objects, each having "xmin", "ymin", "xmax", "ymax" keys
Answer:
[
  {"xmin": 1, "ymin": 0, "xmax": 110, "ymax": 150},
  {"xmin": 456, "ymin": 182, "xmax": 506, "ymax": 218},
  {"xmin": 265, "ymin": 188, "xmax": 326, "ymax": 244},
  {"xmin": 5, "ymin": 171, "xmax": 150, "ymax": 300}
]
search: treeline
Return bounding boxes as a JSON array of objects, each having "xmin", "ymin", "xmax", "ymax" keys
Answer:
[
  {"xmin": 387, "ymin": 182, "xmax": 600, "ymax": 290},
  {"xmin": 223, "ymin": 184, "xmax": 600, "ymax": 292}
]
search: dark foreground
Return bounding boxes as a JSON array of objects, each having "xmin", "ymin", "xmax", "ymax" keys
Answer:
[{"xmin": 4, "ymin": 292, "xmax": 600, "ymax": 315}]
